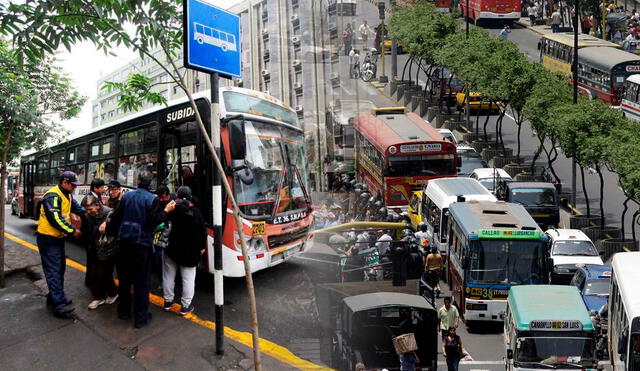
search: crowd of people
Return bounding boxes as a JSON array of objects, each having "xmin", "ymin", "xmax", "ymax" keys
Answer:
[{"xmin": 35, "ymin": 170, "xmax": 207, "ymax": 328}]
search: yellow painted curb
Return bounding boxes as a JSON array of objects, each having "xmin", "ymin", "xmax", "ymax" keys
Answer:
[{"xmin": 4, "ymin": 232, "xmax": 333, "ymax": 370}]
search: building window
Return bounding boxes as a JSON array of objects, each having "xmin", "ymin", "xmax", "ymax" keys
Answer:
[
  {"xmin": 160, "ymin": 89, "xmax": 169, "ymax": 99},
  {"xmin": 173, "ymin": 85, "xmax": 180, "ymax": 95}
]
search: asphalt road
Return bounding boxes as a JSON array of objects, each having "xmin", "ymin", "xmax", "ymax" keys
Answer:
[{"xmin": 378, "ymin": 20, "xmax": 640, "ymax": 239}]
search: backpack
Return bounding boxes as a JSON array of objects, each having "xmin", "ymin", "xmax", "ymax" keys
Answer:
[{"xmin": 153, "ymin": 221, "xmax": 172, "ymax": 250}]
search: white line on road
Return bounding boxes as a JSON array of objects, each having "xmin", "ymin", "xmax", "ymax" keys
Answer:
[{"xmin": 437, "ymin": 361, "xmax": 504, "ymax": 365}]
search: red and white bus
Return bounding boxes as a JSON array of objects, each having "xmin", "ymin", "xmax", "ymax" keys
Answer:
[
  {"xmin": 459, "ymin": 0, "xmax": 520, "ymax": 25},
  {"xmin": 17, "ymin": 87, "xmax": 312, "ymax": 277},
  {"xmin": 353, "ymin": 107, "xmax": 458, "ymax": 209}
]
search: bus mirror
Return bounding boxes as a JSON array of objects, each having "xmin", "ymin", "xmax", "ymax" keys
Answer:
[
  {"xmin": 537, "ymin": 41, "xmax": 541, "ymax": 50},
  {"xmin": 507, "ymin": 349, "xmax": 513, "ymax": 359},
  {"xmin": 229, "ymin": 119, "xmax": 247, "ymax": 160}
]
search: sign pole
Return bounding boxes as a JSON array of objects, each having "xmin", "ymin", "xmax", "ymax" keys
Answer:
[{"xmin": 211, "ymin": 72, "xmax": 224, "ymax": 355}]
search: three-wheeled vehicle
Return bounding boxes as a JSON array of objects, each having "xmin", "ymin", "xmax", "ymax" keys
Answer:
[{"xmin": 318, "ymin": 281, "xmax": 438, "ymax": 371}]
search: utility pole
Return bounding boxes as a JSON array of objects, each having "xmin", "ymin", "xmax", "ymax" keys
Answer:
[
  {"xmin": 378, "ymin": 1, "xmax": 388, "ymax": 83},
  {"xmin": 465, "ymin": 0, "xmax": 471, "ymax": 132},
  {"xmin": 210, "ymin": 73, "xmax": 224, "ymax": 355},
  {"xmin": 572, "ymin": 0, "xmax": 579, "ymax": 211},
  {"xmin": 602, "ymin": 0, "xmax": 606, "ymax": 39},
  {"xmin": 390, "ymin": 0, "xmax": 397, "ymax": 80}
]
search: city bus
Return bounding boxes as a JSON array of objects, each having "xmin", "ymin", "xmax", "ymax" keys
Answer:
[
  {"xmin": 504, "ymin": 285, "xmax": 598, "ymax": 370},
  {"xmin": 621, "ymin": 74, "xmax": 640, "ymax": 120},
  {"xmin": 576, "ymin": 46, "xmax": 640, "ymax": 105},
  {"xmin": 459, "ymin": 0, "xmax": 520, "ymax": 25},
  {"xmin": 17, "ymin": 87, "xmax": 312, "ymax": 277},
  {"xmin": 538, "ymin": 33, "xmax": 620, "ymax": 75},
  {"xmin": 407, "ymin": 177, "xmax": 497, "ymax": 256},
  {"xmin": 330, "ymin": 100, "xmax": 375, "ymax": 174},
  {"xmin": 445, "ymin": 200, "xmax": 550, "ymax": 323},
  {"xmin": 608, "ymin": 252, "xmax": 640, "ymax": 370},
  {"xmin": 353, "ymin": 107, "xmax": 458, "ymax": 209}
]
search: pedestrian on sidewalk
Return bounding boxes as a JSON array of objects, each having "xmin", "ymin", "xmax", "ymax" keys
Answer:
[
  {"xmin": 528, "ymin": 3, "xmax": 537, "ymax": 25},
  {"xmin": 581, "ymin": 13, "xmax": 592, "ymax": 34},
  {"xmin": 500, "ymin": 25, "xmax": 511, "ymax": 40},
  {"xmin": 103, "ymin": 170, "xmax": 176, "ymax": 328},
  {"xmin": 551, "ymin": 8, "xmax": 562, "ymax": 32},
  {"xmin": 343, "ymin": 23, "xmax": 354, "ymax": 56},
  {"xmin": 442, "ymin": 327, "xmax": 467, "ymax": 371},
  {"xmin": 162, "ymin": 186, "xmax": 206, "ymax": 316},
  {"xmin": 36, "ymin": 171, "xmax": 85, "ymax": 318},
  {"xmin": 107, "ymin": 180, "xmax": 123, "ymax": 209},
  {"xmin": 83, "ymin": 178, "xmax": 106, "ymax": 288},
  {"xmin": 358, "ymin": 20, "xmax": 372, "ymax": 48},
  {"xmin": 437, "ymin": 297, "xmax": 460, "ymax": 340},
  {"xmin": 81, "ymin": 195, "xmax": 119, "ymax": 310}
]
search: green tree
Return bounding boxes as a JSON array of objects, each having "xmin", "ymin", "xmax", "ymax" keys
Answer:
[
  {"xmin": 0, "ymin": 41, "xmax": 85, "ymax": 288},
  {"xmin": 1, "ymin": 1, "xmax": 262, "ymax": 364},
  {"xmin": 522, "ymin": 69, "xmax": 572, "ymax": 181}
]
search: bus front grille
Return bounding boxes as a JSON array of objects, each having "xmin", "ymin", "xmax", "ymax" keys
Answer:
[{"xmin": 268, "ymin": 227, "xmax": 309, "ymax": 249}]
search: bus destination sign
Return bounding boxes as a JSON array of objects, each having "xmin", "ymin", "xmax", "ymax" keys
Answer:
[
  {"xmin": 476, "ymin": 229, "xmax": 541, "ymax": 239},
  {"xmin": 399, "ymin": 143, "xmax": 442, "ymax": 153},
  {"xmin": 530, "ymin": 320, "xmax": 583, "ymax": 331}
]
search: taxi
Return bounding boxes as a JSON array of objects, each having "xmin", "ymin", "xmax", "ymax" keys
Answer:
[{"xmin": 456, "ymin": 90, "xmax": 500, "ymax": 111}]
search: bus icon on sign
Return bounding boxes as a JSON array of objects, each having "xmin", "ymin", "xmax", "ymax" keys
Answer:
[{"xmin": 193, "ymin": 22, "xmax": 237, "ymax": 52}]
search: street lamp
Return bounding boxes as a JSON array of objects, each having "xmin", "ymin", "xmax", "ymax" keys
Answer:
[{"xmin": 378, "ymin": 1, "xmax": 388, "ymax": 83}]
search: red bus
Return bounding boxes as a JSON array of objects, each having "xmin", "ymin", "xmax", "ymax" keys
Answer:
[
  {"xmin": 17, "ymin": 87, "xmax": 312, "ymax": 277},
  {"xmin": 459, "ymin": 0, "xmax": 520, "ymax": 25},
  {"xmin": 353, "ymin": 107, "xmax": 458, "ymax": 209},
  {"xmin": 576, "ymin": 46, "xmax": 640, "ymax": 106}
]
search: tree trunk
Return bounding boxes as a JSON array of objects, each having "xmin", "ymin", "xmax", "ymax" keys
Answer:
[
  {"xmin": 482, "ymin": 101, "xmax": 491, "ymax": 141},
  {"xmin": 515, "ymin": 119, "xmax": 523, "ymax": 159},
  {"xmin": 580, "ymin": 165, "xmax": 590, "ymax": 217},
  {"xmin": 543, "ymin": 139, "xmax": 561, "ymax": 183},
  {"xmin": 401, "ymin": 56, "xmax": 412, "ymax": 81},
  {"xmin": 0, "ymin": 123, "xmax": 14, "ymax": 289},
  {"xmin": 530, "ymin": 135, "xmax": 545, "ymax": 174},
  {"xmin": 621, "ymin": 195, "xmax": 631, "ymax": 239},
  {"xmin": 496, "ymin": 109, "xmax": 506, "ymax": 152},
  {"xmin": 632, "ymin": 209, "xmax": 640, "ymax": 245},
  {"xmin": 597, "ymin": 164, "xmax": 605, "ymax": 230}
]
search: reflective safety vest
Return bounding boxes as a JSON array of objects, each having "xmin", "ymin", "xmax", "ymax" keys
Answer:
[{"xmin": 36, "ymin": 185, "xmax": 73, "ymax": 238}]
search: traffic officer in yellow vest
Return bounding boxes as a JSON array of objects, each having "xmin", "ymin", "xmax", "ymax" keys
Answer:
[{"xmin": 36, "ymin": 171, "xmax": 85, "ymax": 318}]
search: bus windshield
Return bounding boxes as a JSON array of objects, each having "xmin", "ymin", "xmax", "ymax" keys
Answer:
[
  {"xmin": 515, "ymin": 337, "xmax": 596, "ymax": 367},
  {"xmin": 386, "ymin": 154, "xmax": 456, "ymax": 177},
  {"xmin": 469, "ymin": 239, "xmax": 544, "ymax": 285},
  {"xmin": 233, "ymin": 121, "xmax": 309, "ymax": 218},
  {"xmin": 223, "ymin": 91, "xmax": 301, "ymax": 129},
  {"xmin": 510, "ymin": 188, "xmax": 556, "ymax": 206}
]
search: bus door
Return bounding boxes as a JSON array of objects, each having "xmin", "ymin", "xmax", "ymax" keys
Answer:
[
  {"xmin": 21, "ymin": 161, "xmax": 37, "ymax": 217},
  {"xmin": 159, "ymin": 122, "xmax": 198, "ymax": 194}
]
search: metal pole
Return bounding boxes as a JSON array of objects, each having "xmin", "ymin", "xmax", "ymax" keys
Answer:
[
  {"xmin": 602, "ymin": 0, "xmax": 606, "ymax": 39},
  {"xmin": 210, "ymin": 72, "xmax": 224, "ymax": 355},
  {"xmin": 466, "ymin": 0, "xmax": 470, "ymax": 38},
  {"xmin": 379, "ymin": 21, "xmax": 388, "ymax": 83},
  {"xmin": 391, "ymin": 0, "xmax": 397, "ymax": 80},
  {"xmin": 572, "ymin": 0, "xmax": 579, "ymax": 211}
]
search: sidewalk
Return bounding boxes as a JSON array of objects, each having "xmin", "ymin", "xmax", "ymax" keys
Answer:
[
  {"xmin": 0, "ymin": 236, "xmax": 300, "ymax": 370},
  {"xmin": 514, "ymin": 17, "xmax": 554, "ymax": 35}
]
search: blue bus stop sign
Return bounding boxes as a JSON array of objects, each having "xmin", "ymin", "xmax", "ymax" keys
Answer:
[{"xmin": 183, "ymin": 0, "xmax": 241, "ymax": 78}]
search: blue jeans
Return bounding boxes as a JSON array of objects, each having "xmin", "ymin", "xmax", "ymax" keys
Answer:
[
  {"xmin": 446, "ymin": 356, "xmax": 461, "ymax": 371},
  {"xmin": 399, "ymin": 352, "xmax": 416, "ymax": 371},
  {"xmin": 552, "ymin": 24, "xmax": 559, "ymax": 33},
  {"xmin": 37, "ymin": 233, "xmax": 69, "ymax": 312}
]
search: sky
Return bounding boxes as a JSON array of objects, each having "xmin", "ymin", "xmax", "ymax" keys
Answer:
[{"xmin": 57, "ymin": 0, "xmax": 240, "ymax": 136}]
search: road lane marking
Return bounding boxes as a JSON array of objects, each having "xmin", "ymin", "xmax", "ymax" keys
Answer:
[{"xmin": 5, "ymin": 231, "xmax": 331, "ymax": 371}]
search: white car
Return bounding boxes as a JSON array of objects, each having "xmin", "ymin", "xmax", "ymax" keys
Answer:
[
  {"xmin": 469, "ymin": 168, "xmax": 512, "ymax": 192},
  {"xmin": 546, "ymin": 228, "xmax": 604, "ymax": 284},
  {"xmin": 437, "ymin": 128, "xmax": 458, "ymax": 146}
]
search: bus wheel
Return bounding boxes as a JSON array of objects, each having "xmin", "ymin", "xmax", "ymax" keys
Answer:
[
  {"xmin": 196, "ymin": 37, "xmax": 204, "ymax": 45},
  {"xmin": 221, "ymin": 44, "xmax": 228, "ymax": 52}
]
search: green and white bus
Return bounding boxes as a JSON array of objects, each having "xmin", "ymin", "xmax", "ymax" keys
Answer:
[{"xmin": 504, "ymin": 285, "xmax": 598, "ymax": 370}]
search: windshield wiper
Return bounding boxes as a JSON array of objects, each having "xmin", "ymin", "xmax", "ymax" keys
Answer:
[
  {"xmin": 515, "ymin": 361, "xmax": 555, "ymax": 369},
  {"xmin": 553, "ymin": 362, "xmax": 586, "ymax": 369}
]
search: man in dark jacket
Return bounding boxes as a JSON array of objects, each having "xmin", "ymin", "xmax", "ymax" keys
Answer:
[
  {"xmin": 107, "ymin": 180, "xmax": 123, "ymax": 209},
  {"xmin": 83, "ymin": 178, "xmax": 106, "ymax": 287},
  {"xmin": 104, "ymin": 170, "xmax": 175, "ymax": 328},
  {"xmin": 36, "ymin": 171, "xmax": 84, "ymax": 318},
  {"xmin": 161, "ymin": 186, "xmax": 206, "ymax": 316}
]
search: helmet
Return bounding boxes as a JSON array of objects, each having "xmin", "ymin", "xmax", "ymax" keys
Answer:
[
  {"xmin": 374, "ymin": 201, "xmax": 383, "ymax": 207},
  {"xmin": 418, "ymin": 222, "xmax": 428, "ymax": 232},
  {"xmin": 368, "ymin": 196, "xmax": 376, "ymax": 203},
  {"xmin": 354, "ymin": 182, "xmax": 362, "ymax": 189},
  {"xmin": 353, "ymin": 187, "xmax": 362, "ymax": 194},
  {"xmin": 361, "ymin": 184, "xmax": 368, "ymax": 191},
  {"xmin": 378, "ymin": 207, "xmax": 387, "ymax": 215},
  {"xmin": 360, "ymin": 192, "xmax": 371, "ymax": 199},
  {"xmin": 402, "ymin": 229, "xmax": 414, "ymax": 238}
]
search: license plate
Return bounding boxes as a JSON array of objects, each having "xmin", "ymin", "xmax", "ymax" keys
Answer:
[
  {"xmin": 284, "ymin": 245, "xmax": 300, "ymax": 259},
  {"xmin": 252, "ymin": 222, "xmax": 265, "ymax": 236}
]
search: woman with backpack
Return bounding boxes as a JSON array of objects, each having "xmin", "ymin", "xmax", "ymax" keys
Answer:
[{"xmin": 161, "ymin": 186, "xmax": 206, "ymax": 316}]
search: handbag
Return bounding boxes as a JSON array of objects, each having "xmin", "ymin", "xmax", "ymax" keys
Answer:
[
  {"xmin": 96, "ymin": 233, "xmax": 119, "ymax": 261},
  {"xmin": 153, "ymin": 221, "xmax": 172, "ymax": 250}
]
